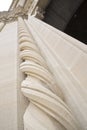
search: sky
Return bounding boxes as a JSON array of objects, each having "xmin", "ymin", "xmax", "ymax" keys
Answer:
[{"xmin": 0, "ymin": 0, "xmax": 12, "ymax": 11}]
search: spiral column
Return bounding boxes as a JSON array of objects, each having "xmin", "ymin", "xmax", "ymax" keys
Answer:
[{"xmin": 18, "ymin": 17, "xmax": 79, "ymax": 130}]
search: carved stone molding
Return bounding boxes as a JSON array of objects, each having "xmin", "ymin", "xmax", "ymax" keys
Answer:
[
  {"xmin": 0, "ymin": 6, "xmax": 28, "ymax": 23},
  {"xmin": 33, "ymin": 6, "xmax": 45, "ymax": 19}
]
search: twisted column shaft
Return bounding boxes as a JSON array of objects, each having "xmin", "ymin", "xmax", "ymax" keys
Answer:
[{"xmin": 18, "ymin": 17, "xmax": 79, "ymax": 130}]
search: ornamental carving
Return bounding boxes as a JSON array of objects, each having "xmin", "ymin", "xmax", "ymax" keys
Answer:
[
  {"xmin": 0, "ymin": 6, "xmax": 28, "ymax": 23},
  {"xmin": 34, "ymin": 6, "xmax": 45, "ymax": 19},
  {"xmin": 18, "ymin": 17, "xmax": 79, "ymax": 130}
]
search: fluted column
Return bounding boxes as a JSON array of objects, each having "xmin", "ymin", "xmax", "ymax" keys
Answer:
[{"xmin": 18, "ymin": 17, "xmax": 79, "ymax": 130}]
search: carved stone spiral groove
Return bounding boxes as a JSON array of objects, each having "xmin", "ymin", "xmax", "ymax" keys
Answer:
[{"xmin": 18, "ymin": 17, "xmax": 79, "ymax": 130}]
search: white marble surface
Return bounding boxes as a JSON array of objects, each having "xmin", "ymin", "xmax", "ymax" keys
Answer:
[
  {"xmin": 26, "ymin": 17, "xmax": 87, "ymax": 129},
  {"xmin": 0, "ymin": 22, "xmax": 18, "ymax": 130},
  {"xmin": 0, "ymin": 16, "xmax": 87, "ymax": 130}
]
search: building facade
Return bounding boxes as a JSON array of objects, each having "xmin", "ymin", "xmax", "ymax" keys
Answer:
[{"xmin": 0, "ymin": 0, "xmax": 87, "ymax": 130}]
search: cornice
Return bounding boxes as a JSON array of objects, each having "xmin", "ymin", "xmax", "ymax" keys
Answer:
[
  {"xmin": 0, "ymin": 0, "xmax": 34, "ymax": 23},
  {"xmin": 0, "ymin": 0, "xmax": 51, "ymax": 24},
  {"xmin": 0, "ymin": 6, "xmax": 28, "ymax": 23}
]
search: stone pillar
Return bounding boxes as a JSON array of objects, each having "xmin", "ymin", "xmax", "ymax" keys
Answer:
[
  {"xmin": 18, "ymin": 17, "xmax": 79, "ymax": 130},
  {"xmin": 26, "ymin": 16, "xmax": 87, "ymax": 129},
  {"xmin": 17, "ymin": 0, "xmax": 26, "ymax": 7}
]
